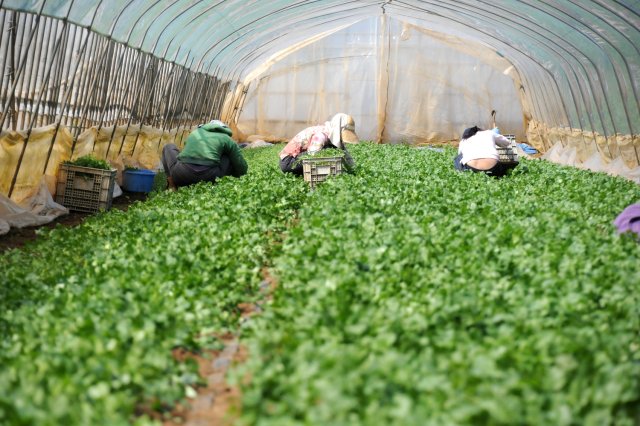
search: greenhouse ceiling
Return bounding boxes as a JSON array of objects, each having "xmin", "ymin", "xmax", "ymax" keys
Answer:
[
  {"xmin": 3, "ymin": 1, "xmax": 638, "ymax": 80},
  {"xmin": 3, "ymin": 1, "xmax": 638, "ymax": 134},
  {"xmin": 1, "ymin": 0, "xmax": 639, "ymax": 182}
]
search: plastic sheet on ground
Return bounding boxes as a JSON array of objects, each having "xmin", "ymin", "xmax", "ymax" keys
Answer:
[
  {"xmin": 113, "ymin": 182, "xmax": 123, "ymax": 198},
  {"xmin": 543, "ymin": 141, "xmax": 640, "ymax": 184},
  {"xmin": 244, "ymin": 140, "xmax": 274, "ymax": 149},
  {"xmin": 0, "ymin": 178, "xmax": 68, "ymax": 235}
]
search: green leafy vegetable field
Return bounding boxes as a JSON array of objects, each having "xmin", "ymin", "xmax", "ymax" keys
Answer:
[{"xmin": 1, "ymin": 144, "xmax": 639, "ymax": 425}]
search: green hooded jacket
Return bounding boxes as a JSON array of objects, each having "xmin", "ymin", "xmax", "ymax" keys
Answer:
[{"xmin": 178, "ymin": 122, "xmax": 248, "ymax": 177}]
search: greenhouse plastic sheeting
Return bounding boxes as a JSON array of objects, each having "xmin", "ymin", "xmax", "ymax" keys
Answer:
[
  {"xmin": 3, "ymin": 1, "xmax": 638, "ymax": 136},
  {"xmin": 239, "ymin": 17, "xmax": 525, "ymax": 144},
  {"xmin": 0, "ymin": 124, "xmax": 192, "ymax": 203},
  {"xmin": 1, "ymin": 1, "xmax": 639, "ymax": 182}
]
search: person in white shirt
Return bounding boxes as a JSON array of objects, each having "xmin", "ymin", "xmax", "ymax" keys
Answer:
[{"xmin": 454, "ymin": 126, "xmax": 517, "ymax": 177}]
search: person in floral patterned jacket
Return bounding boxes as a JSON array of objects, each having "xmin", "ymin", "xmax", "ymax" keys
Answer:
[{"xmin": 279, "ymin": 113, "xmax": 359, "ymax": 175}]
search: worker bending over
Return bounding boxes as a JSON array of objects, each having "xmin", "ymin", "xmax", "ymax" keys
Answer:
[
  {"xmin": 279, "ymin": 113, "xmax": 359, "ymax": 175},
  {"xmin": 162, "ymin": 120, "xmax": 247, "ymax": 189},
  {"xmin": 454, "ymin": 126, "xmax": 517, "ymax": 177}
]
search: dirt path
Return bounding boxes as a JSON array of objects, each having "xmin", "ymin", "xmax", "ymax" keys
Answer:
[
  {"xmin": 165, "ymin": 336, "xmax": 246, "ymax": 426},
  {"xmin": 163, "ymin": 269, "xmax": 278, "ymax": 425}
]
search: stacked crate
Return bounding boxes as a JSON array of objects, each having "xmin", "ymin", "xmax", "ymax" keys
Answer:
[{"xmin": 497, "ymin": 134, "xmax": 519, "ymax": 164}]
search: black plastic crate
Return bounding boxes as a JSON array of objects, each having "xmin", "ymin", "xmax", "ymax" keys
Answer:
[{"xmin": 56, "ymin": 164, "xmax": 116, "ymax": 212}]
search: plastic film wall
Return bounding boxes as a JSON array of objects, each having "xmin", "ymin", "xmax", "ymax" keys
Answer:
[
  {"xmin": 0, "ymin": 8, "xmax": 226, "ymax": 202},
  {"xmin": 232, "ymin": 1, "xmax": 640, "ymax": 180},
  {"xmin": 239, "ymin": 17, "xmax": 525, "ymax": 144},
  {"xmin": 1, "ymin": 0, "xmax": 639, "ymax": 201}
]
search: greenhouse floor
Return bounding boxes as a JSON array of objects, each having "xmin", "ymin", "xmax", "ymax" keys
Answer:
[
  {"xmin": 1, "ymin": 144, "xmax": 639, "ymax": 425},
  {"xmin": 0, "ymin": 191, "xmax": 148, "ymax": 253},
  {"xmin": 158, "ymin": 335, "xmax": 244, "ymax": 426}
]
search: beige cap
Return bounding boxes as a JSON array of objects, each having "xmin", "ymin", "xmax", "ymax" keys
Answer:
[
  {"xmin": 341, "ymin": 114, "xmax": 359, "ymax": 144},
  {"xmin": 329, "ymin": 113, "xmax": 360, "ymax": 147}
]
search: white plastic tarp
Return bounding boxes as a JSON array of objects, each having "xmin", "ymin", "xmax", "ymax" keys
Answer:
[{"xmin": 0, "ymin": 178, "xmax": 68, "ymax": 235}]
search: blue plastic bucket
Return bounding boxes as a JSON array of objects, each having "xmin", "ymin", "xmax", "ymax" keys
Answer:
[{"xmin": 123, "ymin": 169, "xmax": 156, "ymax": 193}]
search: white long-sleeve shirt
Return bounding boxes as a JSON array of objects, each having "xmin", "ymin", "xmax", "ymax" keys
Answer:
[{"xmin": 458, "ymin": 130, "xmax": 511, "ymax": 165}]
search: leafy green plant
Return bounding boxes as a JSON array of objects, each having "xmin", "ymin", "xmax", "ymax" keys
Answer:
[
  {"xmin": 235, "ymin": 143, "xmax": 640, "ymax": 425},
  {"xmin": 2, "ymin": 144, "xmax": 639, "ymax": 425},
  {"xmin": 309, "ymin": 147, "xmax": 345, "ymax": 158},
  {"xmin": 150, "ymin": 170, "xmax": 168, "ymax": 193},
  {"xmin": 63, "ymin": 155, "xmax": 112, "ymax": 170},
  {"xmin": 0, "ymin": 146, "xmax": 306, "ymax": 425},
  {"xmin": 293, "ymin": 147, "xmax": 346, "ymax": 166}
]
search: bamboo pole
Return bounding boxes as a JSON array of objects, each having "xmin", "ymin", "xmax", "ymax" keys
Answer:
[
  {"xmin": 101, "ymin": 43, "xmax": 134, "ymax": 157},
  {"xmin": 44, "ymin": 24, "xmax": 95, "ymax": 174},
  {"xmin": 131, "ymin": 57, "xmax": 169, "ymax": 156},
  {"xmin": 159, "ymin": 57, "xmax": 186, "ymax": 136},
  {"xmin": 68, "ymin": 29, "xmax": 96, "ymax": 134},
  {"xmin": 70, "ymin": 36, "xmax": 111, "ymax": 153},
  {"xmin": 118, "ymin": 53, "xmax": 155, "ymax": 156},
  {"xmin": 31, "ymin": 15, "xmax": 59, "ymax": 128},
  {"xmin": 7, "ymin": 16, "xmax": 67, "ymax": 197},
  {"xmin": 0, "ymin": 9, "xmax": 12, "ymax": 104},
  {"xmin": 0, "ymin": 4, "xmax": 45, "ymax": 130},
  {"xmin": 166, "ymin": 61, "xmax": 192, "ymax": 133},
  {"xmin": 4, "ymin": 11, "xmax": 19, "ymax": 130},
  {"xmin": 110, "ymin": 47, "xmax": 146, "ymax": 155},
  {"xmin": 70, "ymin": 31, "xmax": 99, "ymax": 143},
  {"xmin": 150, "ymin": 59, "xmax": 174, "ymax": 129},
  {"xmin": 16, "ymin": 13, "xmax": 37, "ymax": 130},
  {"xmin": 47, "ymin": 23, "xmax": 71, "ymax": 125},
  {"xmin": 26, "ymin": 15, "xmax": 48, "ymax": 128},
  {"xmin": 106, "ymin": 46, "xmax": 145, "ymax": 155}
]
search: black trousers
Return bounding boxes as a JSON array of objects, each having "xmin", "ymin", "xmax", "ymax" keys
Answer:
[
  {"xmin": 162, "ymin": 144, "xmax": 231, "ymax": 187},
  {"xmin": 279, "ymin": 155, "xmax": 304, "ymax": 176},
  {"xmin": 453, "ymin": 154, "xmax": 517, "ymax": 177}
]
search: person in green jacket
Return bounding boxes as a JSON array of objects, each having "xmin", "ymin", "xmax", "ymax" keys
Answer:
[{"xmin": 161, "ymin": 120, "xmax": 248, "ymax": 189}]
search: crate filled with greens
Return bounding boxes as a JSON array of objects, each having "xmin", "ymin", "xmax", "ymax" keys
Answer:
[
  {"xmin": 56, "ymin": 155, "xmax": 116, "ymax": 212},
  {"xmin": 302, "ymin": 150, "xmax": 346, "ymax": 188}
]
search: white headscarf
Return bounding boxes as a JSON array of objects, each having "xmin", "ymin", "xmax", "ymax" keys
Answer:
[
  {"xmin": 326, "ymin": 113, "xmax": 350, "ymax": 149},
  {"xmin": 208, "ymin": 119, "xmax": 228, "ymax": 128}
]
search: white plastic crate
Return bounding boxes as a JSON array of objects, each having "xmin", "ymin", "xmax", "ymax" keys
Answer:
[
  {"xmin": 497, "ymin": 135, "xmax": 519, "ymax": 163},
  {"xmin": 302, "ymin": 156, "xmax": 344, "ymax": 188}
]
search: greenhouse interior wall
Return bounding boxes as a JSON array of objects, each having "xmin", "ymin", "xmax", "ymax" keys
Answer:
[
  {"xmin": 0, "ymin": 1, "xmax": 639, "ymax": 206},
  {"xmin": 239, "ymin": 17, "xmax": 526, "ymax": 144},
  {"xmin": 1, "ymin": 1, "xmax": 640, "ymax": 425}
]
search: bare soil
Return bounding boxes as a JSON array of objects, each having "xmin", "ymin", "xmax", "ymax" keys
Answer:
[
  {"xmin": 0, "ymin": 191, "xmax": 148, "ymax": 253},
  {"xmin": 160, "ymin": 268, "xmax": 279, "ymax": 426}
]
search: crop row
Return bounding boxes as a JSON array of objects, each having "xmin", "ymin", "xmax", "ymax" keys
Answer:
[
  {"xmin": 0, "ymin": 147, "xmax": 307, "ymax": 425},
  {"xmin": 1, "ymin": 144, "xmax": 639, "ymax": 425},
  {"xmin": 237, "ymin": 144, "xmax": 640, "ymax": 425}
]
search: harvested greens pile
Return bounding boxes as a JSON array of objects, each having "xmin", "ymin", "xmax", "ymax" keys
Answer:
[
  {"xmin": 63, "ymin": 155, "xmax": 112, "ymax": 170},
  {"xmin": 1, "ymin": 144, "xmax": 639, "ymax": 425}
]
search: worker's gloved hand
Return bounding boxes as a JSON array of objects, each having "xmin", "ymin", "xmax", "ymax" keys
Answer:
[{"xmin": 492, "ymin": 127, "xmax": 501, "ymax": 134}]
